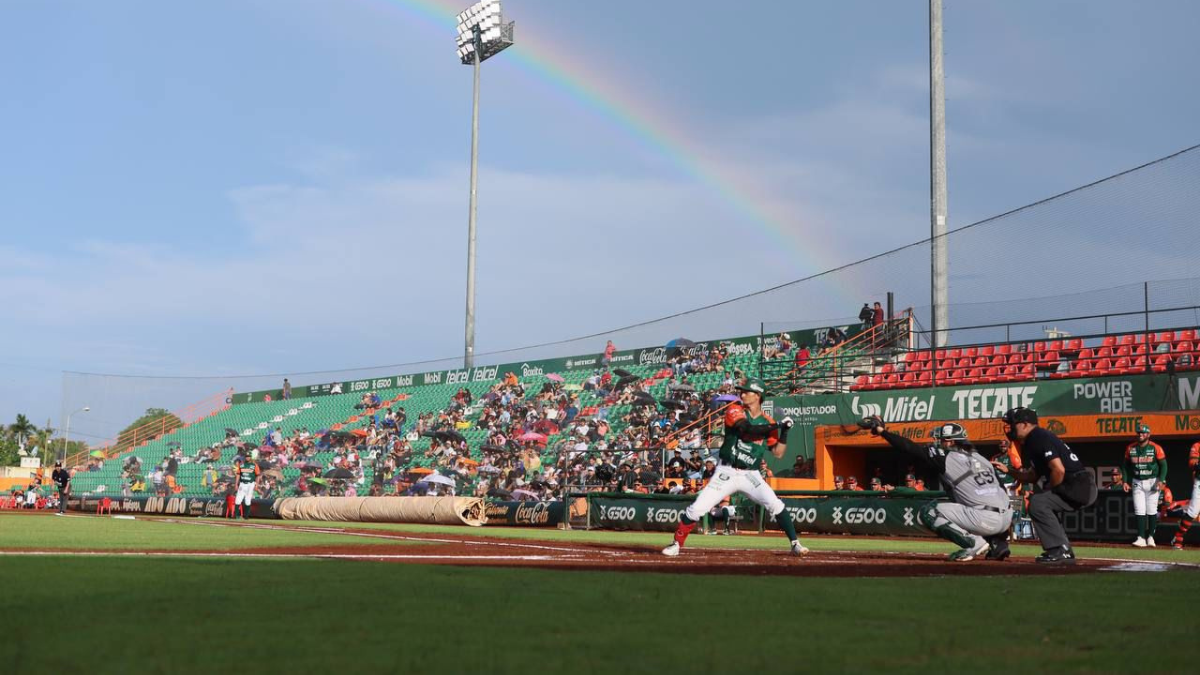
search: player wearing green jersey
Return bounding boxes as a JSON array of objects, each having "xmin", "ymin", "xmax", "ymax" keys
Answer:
[
  {"xmin": 662, "ymin": 378, "xmax": 809, "ymax": 557},
  {"xmin": 1122, "ymin": 424, "xmax": 1167, "ymax": 547}
]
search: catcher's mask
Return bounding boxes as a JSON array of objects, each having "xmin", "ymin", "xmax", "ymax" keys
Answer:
[{"xmin": 930, "ymin": 422, "xmax": 969, "ymax": 448}]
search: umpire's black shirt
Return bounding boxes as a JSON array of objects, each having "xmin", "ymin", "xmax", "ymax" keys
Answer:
[
  {"xmin": 1021, "ymin": 427, "xmax": 1084, "ymax": 478},
  {"xmin": 52, "ymin": 468, "xmax": 70, "ymax": 489}
]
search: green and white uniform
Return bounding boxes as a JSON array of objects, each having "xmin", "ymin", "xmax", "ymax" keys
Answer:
[
  {"xmin": 1123, "ymin": 441, "xmax": 1167, "ymax": 516},
  {"xmin": 235, "ymin": 463, "xmax": 258, "ymax": 506},
  {"xmin": 682, "ymin": 405, "xmax": 787, "ymax": 522}
]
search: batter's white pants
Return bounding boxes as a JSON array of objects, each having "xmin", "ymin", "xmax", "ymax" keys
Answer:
[
  {"xmin": 236, "ymin": 482, "xmax": 256, "ymax": 506},
  {"xmin": 683, "ymin": 465, "xmax": 785, "ymax": 522},
  {"xmin": 1130, "ymin": 477, "xmax": 1160, "ymax": 516},
  {"xmin": 1185, "ymin": 478, "xmax": 1200, "ymax": 519}
]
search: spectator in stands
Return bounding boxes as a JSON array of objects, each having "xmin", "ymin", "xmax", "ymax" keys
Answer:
[
  {"xmin": 282, "ymin": 378, "xmax": 292, "ymax": 400},
  {"xmin": 859, "ymin": 303, "xmax": 874, "ymax": 331},
  {"xmin": 665, "ymin": 449, "xmax": 686, "ymax": 478},
  {"xmin": 872, "ymin": 302, "xmax": 884, "ymax": 327},
  {"xmin": 795, "ymin": 344, "xmax": 811, "ymax": 372},
  {"xmin": 833, "ymin": 475, "xmax": 846, "ymax": 490},
  {"xmin": 845, "ymin": 476, "xmax": 864, "ymax": 491},
  {"xmin": 821, "ymin": 327, "xmax": 846, "ymax": 350},
  {"xmin": 602, "ymin": 340, "xmax": 616, "ymax": 367}
]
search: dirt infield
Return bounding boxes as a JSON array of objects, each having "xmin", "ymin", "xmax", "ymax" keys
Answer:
[{"xmin": 8, "ymin": 515, "xmax": 1188, "ymax": 577}]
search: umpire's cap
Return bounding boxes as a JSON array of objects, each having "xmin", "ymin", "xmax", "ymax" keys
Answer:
[
  {"xmin": 1003, "ymin": 407, "xmax": 1038, "ymax": 426},
  {"xmin": 735, "ymin": 378, "xmax": 769, "ymax": 397}
]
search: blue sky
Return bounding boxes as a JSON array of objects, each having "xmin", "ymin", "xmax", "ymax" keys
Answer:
[{"xmin": 2, "ymin": 0, "xmax": 1198, "ymax": 441}]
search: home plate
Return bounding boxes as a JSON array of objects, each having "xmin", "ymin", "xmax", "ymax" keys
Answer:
[{"xmin": 1100, "ymin": 561, "xmax": 1172, "ymax": 573}]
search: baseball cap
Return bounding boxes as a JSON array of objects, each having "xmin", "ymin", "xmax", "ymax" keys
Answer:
[
  {"xmin": 1136, "ymin": 424, "xmax": 1151, "ymax": 434},
  {"xmin": 735, "ymin": 378, "xmax": 769, "ymax": 397},
  {"xmin": 1003, "ymin": 407, "xmax": 1038, "ymax": 426}
]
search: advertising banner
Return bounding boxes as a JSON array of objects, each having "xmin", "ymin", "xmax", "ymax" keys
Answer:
[
  {"xmin": 484, "ymin": 500, "xmax": 566, "ymax": 527},
  {"xmin": 67, "ymin": 494, "xmax": 277, "ymax": 519}
]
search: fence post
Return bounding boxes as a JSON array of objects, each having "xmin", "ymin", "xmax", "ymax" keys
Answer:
[{"xmin": 1144, "ymin": 282, "xmax": 1153, "ymax": 374}]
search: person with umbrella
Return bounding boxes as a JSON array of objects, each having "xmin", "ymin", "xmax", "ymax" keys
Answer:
[{"xmin": 662, "ymin": 378, "xmax": 809, "ymax": 558}]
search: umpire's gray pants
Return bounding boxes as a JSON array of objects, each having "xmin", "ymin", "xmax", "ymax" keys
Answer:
[
  {"xmin": 1029, "ymin": 487, "xmax": 1095, "ymax": 551},
  {"xmin": 933, "ymin": 503, "xmax": 1010, "ymax": 550}
]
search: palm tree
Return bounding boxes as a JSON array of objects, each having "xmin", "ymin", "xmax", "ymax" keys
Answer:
[{"xmin": 9, "ymin": 414, "xmax": 36, "ymax": 449}]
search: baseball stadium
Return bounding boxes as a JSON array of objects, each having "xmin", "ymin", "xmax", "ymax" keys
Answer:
[{"xmin": 4, "ymin": 2, "xmax": 1200, "ymax": 674}]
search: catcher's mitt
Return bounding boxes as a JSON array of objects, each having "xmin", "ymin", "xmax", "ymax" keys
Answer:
[{"xmin": 857, "ymin": 415, "xmax": 884, "ymax": 432}]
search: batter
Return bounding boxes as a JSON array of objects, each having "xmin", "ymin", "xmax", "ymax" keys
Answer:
[{"xmin": 662, "ymin": 378, "xmax": 809, "ymax": 557}]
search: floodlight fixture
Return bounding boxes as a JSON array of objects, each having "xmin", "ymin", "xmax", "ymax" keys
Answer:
[
  {"xmin": 455, "ymin": 0, "xmax": 514, "ymax": 65},
  {"xmin": 456, "ymin": 1, "xmax": 515, "ymax": 369}
]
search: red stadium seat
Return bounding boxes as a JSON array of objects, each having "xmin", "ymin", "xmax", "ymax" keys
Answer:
[
  {"xmin": 982, "ymin": 366, "xmax": 1001, "ymax": 383},
  {"xmin": 1115, "ymin": 345, "xmax": 1132, "ymax": 358},
  {"xmin": 963, "ymin": 347, "xmax": 979, "ymax": 359},
  {"xmin": 1093, "ymin": 358, "xmax": 1113, "ymax": 374},
  {"xmin": 1047, "ymin": 340, "xmax": 1063, "ymax": 352},
  {"xmin": 851, "ymin": 375, "xmax": 869, "ymax": 391},
  {"xmin": 1152, "ymin": 354, "xmax": 1170, "ymax": 373},
  {"xmin": 917, "ymin": 350, "xmax": 932, "ymax": 362},
  {"xmin": 1178, "ymin": 329, "xmax": 1198, "ymax": 343},
  {"xmin": 917, "ymin": 370, "xmax": 933, "ymax": 385},
  {"xmin": 1063, "ymin": 338, "xmax": 1083, "ymax": 352},
  {"xmin": 947, "ymin": 348, "xmax": 962, "ymax": 359},
  {"xmin": 1112, "ymin": 357, "xmax": 1132, "ymax": 375},
  {"xmin": 979, "ymin": 345, "xmax": 995, "ymax": 357},
  {"xmin": 1118, "ymin": 334, "xmax": 1136, "ymax": 347},
  {"xmin": 1156, "ymin": 331, "xmax": 1176, "ymax": 345},
  {"xmin": 1018, "ymin": 364, "xmax": 1036, "ymax": 381},
  {"xmin": 996, "ymin": 344, "xmax": 1013, "ymax": 356},
  {"xmin": 1102, "ymin": 336, "xmax": 1117, "ymax": 348},
  {"xmin": 881, "ymin": 363, "xmax": 895, "ymax": 375}
]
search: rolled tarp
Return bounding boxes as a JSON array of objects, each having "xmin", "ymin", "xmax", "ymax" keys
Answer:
[{"xmin": 273, "ymin": 496, "xmax": 486, "ymax": 526}]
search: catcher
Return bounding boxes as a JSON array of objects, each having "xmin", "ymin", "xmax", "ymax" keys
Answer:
[{"xmin": 860, "ymin": 415, "xmax": 1013, "ymax": 561}]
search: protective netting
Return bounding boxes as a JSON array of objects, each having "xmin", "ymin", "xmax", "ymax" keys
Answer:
[{"xmin": 63, "ymin": 144, "xmax": 1200, "ymax": 443}]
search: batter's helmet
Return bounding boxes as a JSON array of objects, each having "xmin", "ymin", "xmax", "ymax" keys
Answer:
[{"xmin": 735, "ymin": 378, "xmax": 769, "ymax": 397}]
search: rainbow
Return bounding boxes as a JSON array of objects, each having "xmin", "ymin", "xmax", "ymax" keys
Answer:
[{"xmin": 363, "ymin": 0, "xmax": 851, "ymax": 287}]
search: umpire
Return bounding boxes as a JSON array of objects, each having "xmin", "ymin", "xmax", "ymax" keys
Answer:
[
  {"xmin": 52, "ymin": 461, "xmax": 71, "ymax": 515},
  {"xmin": 991, "ymin": 407, "xmax": 1098, "ymax": 564}
]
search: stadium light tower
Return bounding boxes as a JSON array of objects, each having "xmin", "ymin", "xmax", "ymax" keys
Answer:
[
  {"xmin": 456, "ymin": 0, "xmax": 515, "ymax": 369},
  {"xmin": 929, "ymin": 0, "xmax": 949, "ymax": 348}
]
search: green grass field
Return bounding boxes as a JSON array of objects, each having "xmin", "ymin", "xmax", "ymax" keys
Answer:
[{"xmin": 3, "ymin": 513, "xmax": 1199, "ymax": 674}]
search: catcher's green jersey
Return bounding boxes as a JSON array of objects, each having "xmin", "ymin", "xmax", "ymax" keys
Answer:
[
  {"xmin": 718, "ymin": 405, "xmax": 775, "ymax": 470},
  {"xmin": 1124, "ymin": 442, "xmax": 1166, "ymax": 480}
]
